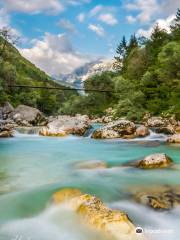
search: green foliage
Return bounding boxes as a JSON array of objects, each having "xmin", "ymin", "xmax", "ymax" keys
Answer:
[
  {"xmin": 114, "ymin": 34, "xmax": 139, "ymax": 72},
  {"xmin": 113, "ymin": 76, "xmax": 145, "ymax": 121},
  {"xmin": 0, "ymin": 34, "xmax": 77, "ymax": 115},
  {"xmin": 124, "ymin": 47, "xmax": 148, "ymax": 80},
  {"xmin": 69, "ymin": 9, "xmax": 180, "ymax": 120},
  {"xmin": 0, "ymin": 10, "xmax": 180, "ymax": 120},
  {"xmin": 60, "ymin": 72, "xmax": 117, "ymax": 116},
  {"xmin": 145, "ymin": 24, "xmax": 169, "ymax": 65}
]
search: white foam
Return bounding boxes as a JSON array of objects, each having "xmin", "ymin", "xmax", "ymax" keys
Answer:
[{"xmin": 0, "ymin": 204, "xmax": 109, "ymax": 240}]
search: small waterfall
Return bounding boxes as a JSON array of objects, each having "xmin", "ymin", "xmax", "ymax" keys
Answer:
[
  {"xmin": 14, "ymin": 127, "xmax": 41, "ymax": 137},
  {"xmin": 84, "ymin": 127, "xmax": 95, "ymax": 138},
  {"xmin": 145, "ymin": 130, "xmax": 168, "ymax": 141},
  {"xmin": 84, "ymin": 124, "xmax": 102, "ymax": 138}
]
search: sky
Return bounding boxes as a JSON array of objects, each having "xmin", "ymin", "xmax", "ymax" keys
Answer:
[{"xmin": 0, "ymin": 0, "xmax": 179, "ymax": 76}]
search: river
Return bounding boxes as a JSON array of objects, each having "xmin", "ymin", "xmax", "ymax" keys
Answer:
[{"xmin": 0, "ymin": 128, "xmax": 179, "ymax": 240}]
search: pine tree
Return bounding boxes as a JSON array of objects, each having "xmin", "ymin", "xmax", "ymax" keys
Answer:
[
  {"xmin": 116, "ymin": 36, "xmax": 127, "ymax": 58},
  {"xmin": 145, "ymin": 24, "xmax": 168, "ymax": 64},
  {"xmin": 128, "ymin": 34, "xmax": 138, "ymax": 50},
  {"xmin": 114, "ymin": 36, "xmax": 127, "ymax": 70},
  {"xmin": 171, "ymin": 8, "xmax": 180, "ymax": 30},
  {"xmin": 150, "ymin": 24, "xmax": 168, "ymax": 42},
  {"xmin": 170, "ymin": 9, "xmax": 180, "ymax": 40}
]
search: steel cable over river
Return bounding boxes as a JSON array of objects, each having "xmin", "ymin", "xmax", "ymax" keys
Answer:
[{"xmin": 7, "ymin": 85, "xmax": 117, "ymax": 93}]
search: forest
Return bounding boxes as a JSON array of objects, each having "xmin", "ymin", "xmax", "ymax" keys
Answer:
[
  {"xmin": 62, "ymin": 9, "xmax": 180, "ymax": 120},
  {"xmin": 0, "ymin": 9, "xmax": 180, "ymax": 120}
]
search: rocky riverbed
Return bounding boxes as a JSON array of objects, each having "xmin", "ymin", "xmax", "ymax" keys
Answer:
[
  {"xmin": 0, "ymin": 111, "xmax": 180, "ymax": 240},
  {"xmin": 1, "ymin": 102, "xmax": 180, "ymax": 144}
]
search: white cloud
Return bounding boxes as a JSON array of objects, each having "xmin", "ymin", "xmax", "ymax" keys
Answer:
[
  {"xmin": 98, "ymin": 13, "xmax": 118, "ymax": 26},
  {"xmin": 77, "ymin": 13, "xmax": 85, "ymax": 23},
  {"xmin": 0, "ymin": 8, "xmax": 9, "ymax": 28},
  {"xmin": 1, "ymin": 0, "xmax": 91, "ymax": 14},
  {"xmin": 137, "ymin": 15, "xmax": 175, "ymax": 38},
  {"xmin": 125, "ymin": 0, "xmax": 179, "ymax": 24},
  {"xmin": 88, "ymin": 24, "xmax": 105, "ymax": 37},
  {"xmin": 156, "ymin": 15, "xmax": 175, "ymax": 32},
  {"xmin": 0, "ymin": 8, "xmax": 21, "ymax": 39},
  {"xmin": 161, "ymin": 0, "xmax": 180, "ymax": 16},
  {"xmin": 58, "ymin": 19, "xmax": 76, "ymax": 33},
  {"xmin": 2, "ymin": 0, "xmax": 64, "ymax": 14},
  {"xmin": 126, "ymin": 15, "xmax": 136, "ymax": 24},
  {"xmin": 66, "ymin": 0, "xmax": 91, "ymax": 6},
  {"xmin": 89, "ymin": 5, "xmax": 103, "ymax": 17},
  {"xmin": 126, "ymin": 0, "xmax": 159, "ymax": 23},
  {"xmin": 20, "ymin": 33, "xmax": 91, "ymax": 75}
]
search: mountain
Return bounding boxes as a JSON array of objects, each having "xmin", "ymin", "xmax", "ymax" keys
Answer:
[
  {"xmin": 56, "ymin": 58, "xmax": 115, "ymax": 88},
  {"xmin": 0, "ymin": 36, "xmax": 77, "ymax": 115}
]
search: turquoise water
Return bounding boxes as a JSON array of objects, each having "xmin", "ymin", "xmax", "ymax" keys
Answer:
[{"xmin": 0, "ymin": 130, "xmax": 180, "ymax": 240}]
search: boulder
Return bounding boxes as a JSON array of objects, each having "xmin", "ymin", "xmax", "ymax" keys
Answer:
[
  {"xmin": 145, "ymin": 116, "xmax": 178, "ymax": 135},
  {"xmin": 40, "ymin": 126, "xmax": 66, "ymax": 137},
  {"xmin": 102, "ymin": 116, "xmax": 113, "ymax": 124},
  {"xmin": 132, "ymin": 185, "xmax": 180, "ymax": 211},
  {"xmin": 92, "ymin": 129, "xmax": 120, "ymax": 139},
  {"xmin": 91, "ymin": 118, "xmax": 103, "ymax": 124},
  {"xmin": 92, "ymin": 120, "xmax": 136, "ymax": 139},
  {"xmin": 155, "ymin": 125, "xmax": 175, "ymax": 135},
  {"xmin": 135, "ymin": 125, "xmax": 150, "ymax": 137},
  {"xmin": 0, "ymin": 120, "xmax": 14, "ymax": 138},
  {"xmin": 52, "ymin": 188, "xmax": 145, "ymax": 240},
  {"xmin": 10, "ymin": 105, "xmax": 46, "ymax": 126},
  {"xmin": 74, "ymin": 160, "xmax": 107, "ymax": 170},
  {"xmin": 175, "ymin": 125, "xmax": 180, "ymax": 133},
  {"xmin": 39, "ymin": 115, "xmax": 91, "ymax": 137},
  {"xmin": 137, "ymin": 153, "xmax": 173, "ymax": 169},
  {"xmin": 0, "ymin": 102, "xmax": 14, "ymax": 120},
  {"xmin": 167, "ymin": 134, "xmax": 180, "ymax": 143},
  {"xmin": 0, "ymin": 130, "xmax": 12, "ymax": 137},
  {"xmin": 145, "ymin": 117, "xmax": 167, "ymax": 127}
]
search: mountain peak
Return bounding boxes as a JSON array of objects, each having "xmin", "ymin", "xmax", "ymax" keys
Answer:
[{"xmin": 55, "ymin": 58, "xmax": 115, "ymax": 87}]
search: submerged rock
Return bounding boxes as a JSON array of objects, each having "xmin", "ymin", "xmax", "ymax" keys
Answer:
[
  {"xmin": 40, "ymin": 126, "xmax": 67, "ymax": 137},
  {"xmin": 92, "ymin": 120, "xmax": 136, "ymax": 139},
  {"xmin": 132, "ymin": 185, "xmax": 180, "ymax": 211},
  {"xmin": 135, "ymin": 125, "xmax": 150, "ymax": 137},
  {"xmin": 10, "ymin": 105, "xmax": 46, "ymax": 126},
  {"xmin": 74, "ymin": 160, "xmax": 108, "ymax": 170},
  {"xmin": 53, "ymin": 188, "xmax": 82, "ymax": 204},
  {"xmin": 137, "ymin": 153, "xmax": 173, "ymax": 169},
  {"xmin": 137, "ymin": 141, "xmax": 161, "ymax": 147},
  {"xmin": 40, "ymin": 115, "xmax": 91, "ymax": 137},
  {"xmin": 167, "ymin": 134, "xmax": 180, "ymax": 143},
  {"xmin": 52, "ymin": 188, "xmax": 145, "ymax": 240}
]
